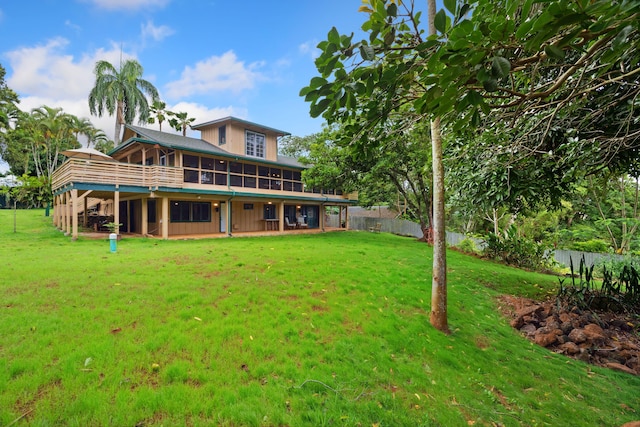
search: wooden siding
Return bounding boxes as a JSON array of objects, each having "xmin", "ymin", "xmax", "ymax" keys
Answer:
[
  {"xmin": 169, "ymin": 219, "xmax": 219, "ymax": 235},
  {"xmin": 200, "ymin": 122, "xmax": 278, "ymax": 162},
  {"xmin": 231, "ymin": 201, "xmax": 270, "ymax": 232}
]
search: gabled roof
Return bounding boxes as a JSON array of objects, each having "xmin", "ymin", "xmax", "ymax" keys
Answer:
[
  {"xmin": 192, "ymin": 116, "xmax": 290, "ymax": 137},
  {"xmin": 114, "ymin": 124, "xmax": 305, "ymax": 169}
]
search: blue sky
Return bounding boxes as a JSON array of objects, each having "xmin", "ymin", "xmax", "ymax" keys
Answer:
[{"xmin": 0, "ymin": 0, "xmax": 381, "ymax": 171}]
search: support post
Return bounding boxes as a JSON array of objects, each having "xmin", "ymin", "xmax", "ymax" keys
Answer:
[
  {"xmin": 114, "ymin": 191, "xmax": 120, "ymax": 235},
  {"xmin": 278, "ymin": 202, "xmax": 285, "ymax": 232},
  {"xmin": 71, "ymin": 189, "xmax": 79, "ymax": 240},
  {"xmin": 141, "ymin": 198, "xmax": 148, "ymax": 236},
  {"xmin": 161, "ymin": 196, "xmax": 169, "ymax": 239}
]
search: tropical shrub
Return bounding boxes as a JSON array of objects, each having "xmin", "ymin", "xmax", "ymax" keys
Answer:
[
  {"xmin": 558, "ymin": 256, "xmax": 640, "ymax": 314},
  {"xmin": 571, "ymin": 239, "xmax": 611, "ymax": 253},
  {"xmin": 482, "ymin": 225, "xmax": 554, "ymax": 271},
  {"xmin": 455, "ymin": 237, "xmax": 479, "ymax": 254}
]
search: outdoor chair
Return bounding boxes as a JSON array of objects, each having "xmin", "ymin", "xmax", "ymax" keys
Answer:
[
  {"xmin": 284, "ymin": 217, "xmax": 296, "ymax": 230},
  {"xmin": 297, "ymin": 216, "xmax": 309, "ymax": 228}
]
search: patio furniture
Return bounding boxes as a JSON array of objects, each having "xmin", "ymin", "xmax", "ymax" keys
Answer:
[
  {"xmin": 297, "ymin": 216, "xmax": 308, "ymax": 228},
  {"xmin": 284, "ymin": 217, "xmax": 296, "ymax": 230}
]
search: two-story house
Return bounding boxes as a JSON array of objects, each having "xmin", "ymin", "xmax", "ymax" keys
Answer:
[{"xmin": 51, "ymin": 117, "xmax": 356, "ymax": 239}]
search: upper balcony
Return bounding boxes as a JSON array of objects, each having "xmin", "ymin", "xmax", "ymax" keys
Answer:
[{"xmin": 51, "ymin": 158, "xmax": 357, "ymax": 203}]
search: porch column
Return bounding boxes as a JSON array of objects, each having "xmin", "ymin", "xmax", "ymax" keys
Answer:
[
  {"xmin": 52, "ymin": 195, "xmax": 58, "ymax": 228},
  {"xmin": 344, "ymin": 206, "xmax": 349, "ymax": 229},
  {"xmin": 161, "ymin": 196, "xmax": 169, "ymax": 239},
  {"xmin": 278, "ymin": 202, "xmax": 284, "ymax": 232},
  {"xmin": 64, "ymin": 192, "xmax": 70, "ymax": 235},
  {"xmin": 83, "ymin": 197, "xmax": 88, "ymax": 227},
  {"xmin": 141, "ymin": 197, "xmax": 148, "ymax": 236},
  {"xmin": 59, "ymin": 194, "xmax": 65, "ymax": 231},
  {"xmin": 71, "ymin": 189, "xmax": 79, "ymax": 240},
  {"xmin": 320, "ymin": 205, "xmax": 325, "ymax": 231},
  {"xmin": 114, "ymin": 190, "xmax": 120, "ymax": 235}
]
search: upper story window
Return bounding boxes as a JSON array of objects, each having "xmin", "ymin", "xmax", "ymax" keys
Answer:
[
  {"xmin": 219, "ymin": 125, "xmax": 226, "ymax": 145},
  {"xmin": 245, "ymin": 130, "xmax": 265, "ymax": 158}
]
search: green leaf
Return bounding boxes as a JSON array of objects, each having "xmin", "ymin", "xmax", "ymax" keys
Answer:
[
  {"xmin": 544, "ymin": 44, "xmax": 566, "ymax": 60},
  {"xmin": 515, "ymin": 17, "xmax": 534, "ymax": 40},
  {"xmin": 491, "ymin": 56, "xmax": 511, "ymax": 78},
  {"xmin": 360, "ymin": 45, "xmax": 375, "ymax": 61},
  {"xmin": 483, "ymin": 78, "xmax": 498, "ymax": 92},
  {"xmin": 444, "ymin": 0, "xmax": 457, "ymax": 15},
  {"xmin": 613, "ymin": 25, "xmax": 633, "ymax": 49},
  {"xmin": 434, "ymin": 9, "xmax": 447, "ymax": 34},
  {"xmin": 465, "ymin": 90, "xmax": 483, "ymax": 106},
  {"xmin": 458, "ymin": 3, "xmax": 471, "ymax": 21},
  {"xmin": 299, "ymin": 86, "xmax": 313, "ymax": 97},
  {"xmin": 328, "ymin": 27, "xmax": 340, "ymax": 45},
  {"xmin": 310, "ymin": 98, "xmax": 331, "ymax": 118},
  {"xmin": 387, "ymin": 2, "xmax": 397, "ymax": 17},
  {"xmin": 309, "ymin": 76, "xmax": 327, "ymax": 89},
  {"xmin": 521, "ymin": 0, "xmax": 533, "ymax": 20},
  {"xmin": 384, "ymin": 28, "xmax": 395, "ymax": 46}
]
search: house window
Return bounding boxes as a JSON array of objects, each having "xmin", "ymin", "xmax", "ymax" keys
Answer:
[
  {"xmin": 147, "ymin": 199, "xmax": 156, "ymax": 223},
  {"xmin": 183, "ymin": 154, "xmax": 199, "ymax": 169},
  {"xmin": 171, "ymin": 201, "xmax": 211, "ymax": 222},
  {"xmin": 245, "ymin": 130, "xmax": 265, "ymax": 158},
  {"xmin": 219, "ymin": 125, "xmax": 226, "ymax": 145},
  {"xmin": 264, "ymin": 204, "xmax": 276, "ymax": 219}
]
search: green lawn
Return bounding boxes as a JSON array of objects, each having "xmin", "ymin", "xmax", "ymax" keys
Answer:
[{"xmin": 1, "ymin": 209, "xmax": 638, "ymax": 426}]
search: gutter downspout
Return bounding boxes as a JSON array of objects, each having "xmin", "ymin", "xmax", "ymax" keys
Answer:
[{"xmin": 227, "ymin": 191, "xmax": 235, "ymax": 237}]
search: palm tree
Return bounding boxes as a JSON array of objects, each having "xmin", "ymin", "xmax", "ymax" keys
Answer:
[
  {"xmin": 30, "ymin": 106, "xmax": 78, "ymax": 179},
  {"xmin": 147, "ymin": 100, "xmax": 174, "ymax": 132},
  {"xmin": 169, "ymin": 111, "xmax": 195, "ymax": 136},
  {"xmin": 69, "ymin": 116, "xmax": 95, "ymax": 147},
  {"xmin": 87, "ymin": 128, "xmax": 109, "ymax": 149},
  {"xmin": 88, "ymin": 59, "xmax": 159, "ymax": 145}
]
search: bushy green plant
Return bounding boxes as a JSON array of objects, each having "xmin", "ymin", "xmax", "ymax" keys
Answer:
[
  {"xmin": 482, "ymin": 225, "xmax": 554, "ymax": 271},
  {"xmin": 596, "ymin": 253, "xmax": 640, "ymax": 278},
  {"xmin": 571, "ymin": 239, "xmax": 610, "ymax": 253},
  {"xmin": 558, "ymin": 255, "xmax": 640, "ymax": 314},
  {"xmin": 455, "ymin": 237, "xmax": 479, "ymax": 254}
]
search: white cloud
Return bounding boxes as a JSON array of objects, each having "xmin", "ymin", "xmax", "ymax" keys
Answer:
[
  {"xmin": 85, "ymin": 0, "xmax": 170, "ymax": 11},
  {"xmin": 149, "ymin": 102, "xmax": 246, "ymax": 138},
  {"xmin": 5, "ymin": 40, "xmax": 140, "ymax": 141},
  {"xmin": 6, "ymin": 38, "xmax": 130, "ymax": 100},
  {"xmin": 141, "ymin": 20, "xmax": 174, "ymax": 43},
  {"xmin": 164, "ymin": 51, "xmax": 265, "ymax": 99},
  {"xmin": 299, "ymin": 40, "xmax": 321, "ymax": 60}
]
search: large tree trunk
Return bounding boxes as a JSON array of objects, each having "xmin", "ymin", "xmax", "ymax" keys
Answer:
[
  {"xmin": 428, "ymin": 0, "xmax": 448, "ymax": 333},
  {"xmin": 430, "ymin": 116, "xmax": 449, "ymax": 333},
  {"xmin": 114, "ymin": 100, "xmax": 124, "ymax": 146}
]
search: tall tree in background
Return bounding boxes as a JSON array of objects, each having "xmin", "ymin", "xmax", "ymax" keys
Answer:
[
  {"xmin": 28, "ymin": 106, "xmax": 79, "ymax": 179},
  {"xmin": 0, "ymin": 63, "xmax": 19, "ymax": 132},
  {"xmin": 147, "ymin": 100, "xmax": 174, "ymax": 132},
  {"xmin": 169, "ymin": 111, "xmax": 196, "ymax": 136},
  {"xmin": 88, "ymin": 59, "xmax": 159, "ymax": 145},
  {"xmin": 302, "ymin": 0, "xmax": 638, "ymax": 331}
]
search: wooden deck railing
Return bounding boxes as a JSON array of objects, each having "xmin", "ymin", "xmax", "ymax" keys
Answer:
[
  {"xmin": 51, "ymin": 159, "xmax": 183, "ymax": 190},
  {"xmin": 52, "ymin": 159, "xmax": 357, "ymax": 201}
]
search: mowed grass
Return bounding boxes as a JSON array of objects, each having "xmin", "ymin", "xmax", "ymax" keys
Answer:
[{"xmin": 0, "ymin": 210, "xmax": 639, "ymax": 426}]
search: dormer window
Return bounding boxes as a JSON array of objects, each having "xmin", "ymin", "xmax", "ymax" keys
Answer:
[
  {"xmin": 245, "ymin": 130, "xmax": 265, "ymax": 158},
  {"xmin": 218, "ymin": 125, "xmax": 226, "ymax": 145}
]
